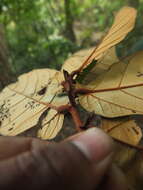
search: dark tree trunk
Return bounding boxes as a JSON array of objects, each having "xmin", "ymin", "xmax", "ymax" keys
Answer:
[
  {"xmin": 0, "ymin": 25, "xmax": 15, "ymax": 91},
  {"xmin": 64, "ymin": 0, "xmax": 76, "ymax": 42},
  {"xmin": 127, "ymin": 0, "xmax": 139, "ymax": 7}
]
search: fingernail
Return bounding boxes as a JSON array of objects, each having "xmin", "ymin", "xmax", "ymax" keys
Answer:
[{"xmin": 72, "ymin": 128, "xmax": 113, "ymax": 163}]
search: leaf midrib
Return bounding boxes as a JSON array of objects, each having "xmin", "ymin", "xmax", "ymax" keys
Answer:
[{"xmin": 85, "ymin": 82, "xmax": 143, "ymax": 94}]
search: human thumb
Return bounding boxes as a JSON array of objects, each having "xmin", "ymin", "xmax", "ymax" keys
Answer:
[{"xmin": 0, "ymin": 128, "xmax": 113, "ymax": 190}]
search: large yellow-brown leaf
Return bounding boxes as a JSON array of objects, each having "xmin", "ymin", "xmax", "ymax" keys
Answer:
[
  {"xmin": 79, "ymin": 51, "xmax": 143, "ymax": 117},
  {"xmin": 99, "ymin": 117, "xmax": 142, "ymax": 164},
  {"xmin": 80, "ymin": 7, "xmax": 136, "ymax": 71},
  {"xmin": 62, "ymin": 7, "xmax": 136, "ymax": 84},
  {"xmin": 100, "ymin": 118, "xmax": 142, "ymax": 145},
  {"xmin": 0, "ymin": 69, "xmax": 68, "ymax": 139}
]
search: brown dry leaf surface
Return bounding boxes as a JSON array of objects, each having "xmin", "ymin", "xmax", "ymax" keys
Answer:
[
  {"xmin": 62, "ymin": 7, "xmax": 136, "ymax": 84},
  {"xmin": 88, "ymin": 47, "xmax": 119, "ymax": 75},
  {"xmin": 80, "ymin": 6, "xmax": 136, "ymax": 71},
  {"xmin": 79, "ymin": 51, "xmax": 143, "ymax": 117},
  {"xmin": 100, "ymin": 117, "xmax": 142, "ymax": 145},
  {"xmin": 62, "ymin": 47, "xmax": 119, "ymax": 74},
  {"xmin": 82, "ymin": 47, "xmax": 120, "ymax": 84},
  {"xmin": 97, "ymin": 117, "xmax": 142, "ymax": 166},
  {"xmin": 62, "ymin": 47, "xmax": 95, "ymax": 73},
  {"xmin": 0, "ymin": 69, "xmax": 69, "ymax": 139}
]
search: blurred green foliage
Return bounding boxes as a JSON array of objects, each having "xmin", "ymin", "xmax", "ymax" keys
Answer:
[{"xmin": 0, "ymin": 0, "xmax": 143, "ymax": 76}]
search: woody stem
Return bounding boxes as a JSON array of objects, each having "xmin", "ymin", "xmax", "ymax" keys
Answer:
[
  {"xmin": 69, "ymin": 106, "xmax": 84, "ymax": 132},
  {"xmin": 62, "ymin": 70, "xmax": 85, "ymax": 132}
]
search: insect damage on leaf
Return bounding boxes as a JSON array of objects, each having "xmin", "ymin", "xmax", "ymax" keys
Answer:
[
  {"xmin": 136, "ymin": 71, "xmax": 143, "ymax": 77},
  {"xmin": 99, "ymin": 117, "xmax": 142, "ymax": 145},
  {"xmin": 0, "ymin": 69, "xmax": 69, "ymax": 140},
  {"xmin": 37, "ymin": 87, "xmax": 47, "ymax": 95}
]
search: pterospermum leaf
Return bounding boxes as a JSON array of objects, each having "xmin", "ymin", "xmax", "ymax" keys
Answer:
[
  {"xmin": 78, "ymin": 51, "xmax": 143, "ymax": 117},
  {"xmin": 0, "ymin": 69, "xmax": 69, "ymax": 139}
]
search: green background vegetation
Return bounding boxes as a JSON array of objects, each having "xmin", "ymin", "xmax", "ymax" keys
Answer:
[{"xmin": 0, "ymin": 0, "xmax": 143, "ymax": 87}]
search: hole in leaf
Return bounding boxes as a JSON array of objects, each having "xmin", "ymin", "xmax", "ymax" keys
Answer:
[
  {"xmin": 8, "ymin": 128, "xmax": 13, "ymax": 131},
  {"xmin": 37, "ymin": 87, "xmax": 47, "ymax": 95}
]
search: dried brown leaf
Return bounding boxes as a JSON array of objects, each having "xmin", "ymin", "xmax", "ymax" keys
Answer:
[
  {"xmin": 100, "ymin": 118, "xmax": 142, "ymax": 145},
  {"xmin": 98, "ymin": 117, "xmax": 142, "ymax": 170},
  {"xmin": 62, "ymin": 7, "xmax": 136, "ymax": 84},
  {"xmin": 0, "ymin": 69, "xmax": 68, "ymax": 139},
  {"xmin": 80, "ymin": 7, "xmax": 136, "ymax": 71},
  {"xmin": 79, "ymin": 51, "xmax": 143, "ymax": 117}
]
